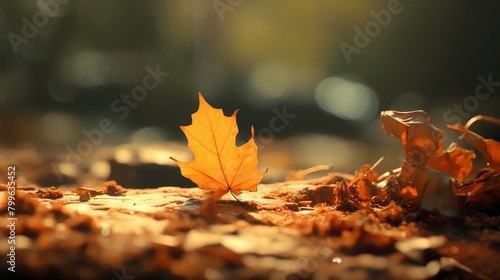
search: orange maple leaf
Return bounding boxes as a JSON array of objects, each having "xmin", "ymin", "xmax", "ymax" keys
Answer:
[{"xmin": 170, "ymin": 92, "xmax": 268, "ymax": 200}]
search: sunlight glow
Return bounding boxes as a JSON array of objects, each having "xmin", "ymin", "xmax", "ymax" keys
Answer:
[{"xmin": 315, "ymin": 76, "xmax": 379, "ymax": 121}]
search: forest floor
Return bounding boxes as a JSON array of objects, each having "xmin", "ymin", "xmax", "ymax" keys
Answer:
[{"xmin": 1, "ymin": 175, "xmax": 499, "ymax": 280}]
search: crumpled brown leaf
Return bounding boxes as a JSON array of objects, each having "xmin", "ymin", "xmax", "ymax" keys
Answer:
[
  {"xmin": 333, "ymin": 181, "xmax": 370, "ymax": 211},
  {"xmin": 400, "ymin": 160, "xmax": 459, "ymax": 217},
  {"xmin": 31, "ymin": 186, "xmax": 64, "ymax": 199},
  {"xmin": 381, "ymin": 110, "xmax": 444, "ymax": 167},
  {"xmin": 381, "ymin": 110, "xmax": 460, "ymax": 216},
  {"xmin": 447, "ymin": 124, "xmax": 500, "ymax": 172},
  {"xmin": 399, "ymin": 186, "xmax": 418, "ymax": 205},
  {"xmin": 75, "ymin": 180, "xmax": 127, "ymax": 202},
  {"xmin": 427, "ymin": 142, "xmax": 476, "ymax": 182},
  {"xmin": 333, "ymin": 164, "xmax": 379, "ymax": 210},
  {"xmin": 457, "ymin": 170, "xmax": 500, "ymax": 210},
  {"xmin": 76, "ymin": 187, "xmax": 104, "ymax": 196},
  {"xmin": 349, "ymin": 164, "xmax": 379, "ymax": 201}
]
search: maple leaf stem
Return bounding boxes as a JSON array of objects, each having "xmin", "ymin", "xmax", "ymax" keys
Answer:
[{"xmin": 228, "ymin": 189, "xmax": 243, "ymax": 206}]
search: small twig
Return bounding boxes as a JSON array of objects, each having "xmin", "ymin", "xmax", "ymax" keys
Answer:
[
  {"xmin": 370, "ymin": 156, "xmax": 385, "ymax": 171},
  {"xmin": 362, "ymin": 156, "xmax": 384, "ymax": 179},
  {"xmin": 285, "ymin": 164, "xmax": 331, "ymax": 181}
]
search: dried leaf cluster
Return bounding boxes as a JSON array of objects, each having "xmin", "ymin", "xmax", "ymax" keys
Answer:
[{"xmin": 380, "ymin": 110, "xmax": 500, "ymax": 216}]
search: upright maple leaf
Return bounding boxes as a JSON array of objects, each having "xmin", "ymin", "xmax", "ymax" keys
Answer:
[{"xmin": 170, "ymin": 92, "xmax": 268, "ymax": 200}]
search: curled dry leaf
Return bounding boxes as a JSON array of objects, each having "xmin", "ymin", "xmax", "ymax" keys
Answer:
[
  {"xmin": 349, "ymin": 164, "xmax": 379, "ymax": 201},
  {"xmin": 333, "ymin": 181, "xmax": 369, "ymax": 211},
  {"xmin": 381, "ymin": 110, "xmax": 462, "ymax": 216},
  {"xmin": 399, "ymin": 186, "xmax": 418, "ymax": 205},
  {"xmin": 381, "ymin": 110, "xmax": 444, "ymax": 167},
  {"xmin": 458, "ymin": 170, "xmax": 500, "ymax": 210},
  {"xmin": 31, "ymin": 186, "xmax": 63, "ymax": 199},
  {"xmin": 458, "ymin": 170, "xmax": 499, "ymax": 197},
  {"xmin": 170, "ymin": 92, "xmax": 268, "ymax": 200},
  {"xmin": 400, "ymin": 161, "xmax": 459, "ymax": 217},
  {"xmin": 102, "ymin": 180, "xmax": 127, "ymax": 195},
  {"xmin": 447, "ymin": 123, "xmax": 500, "ymax": 172},
  {"xmin": 75, "ymin": 181, "xmax": 126, "ymax": 197},
  {"xmin": 427, "ymin": 142, "xmax": 475, "ymax": 182},
  {"xmin": 76, "ymin": 187, "xmax": 104, "ymax": 197},
  {"xmin": 333, "ymin": 163, "xmax": 380, "ymax": 210},
  {"xmin": 79, "ymin": 191, "xmax": 91, "ymax": 202}
]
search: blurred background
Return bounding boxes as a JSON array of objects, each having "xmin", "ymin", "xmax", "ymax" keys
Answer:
[{"xmin": 0, "ymin": 0, "xmax": 499, "ymax": 187}]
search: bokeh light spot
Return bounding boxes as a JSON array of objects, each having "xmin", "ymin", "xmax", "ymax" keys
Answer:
[
  {"xmin": 130, "ymin": 127, "xmax": 169, "ymax": 144},
  {"xmin": 315, "ymin": 76, "xmax": 379, "ymax": 121},
  {"xmin": 252, "ymin": 62, "xmax": 291, "ymax": 99}
]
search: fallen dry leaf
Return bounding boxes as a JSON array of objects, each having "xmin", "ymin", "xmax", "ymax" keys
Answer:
[
  {"xmin": 447, "ymin": 123, "xmax": 500, "ymax": 172},
  {"xmin": 333, "ymin": 158, "xmax": 384, "ymax": 209},
  {"xmin": 381, "ymin": 110, "xmax": 444, "ymax": 167},
  {"xmin": 170, "ymin": 92, "xmax": 268, "ymax": 200},
  {"xmin": 75, "ymin": 187, "xmax": 104, "ymax": 197},
  {"xmin": 457, "ymin": 170, "xmax": 500, "ymax": 210},
  {"xmin": 399, "ymin": 186, "xmax": 418, "ymax": 205},
  {"xmin": 79, "ymin": 190, "xmax": 91, "ymax": 202},
  {"xmin": 458, "ymin": 170, "xmax": 499, "ymax": 197},
  {"xmin": 75, "ymin": 181, "xmax": 126, "ymax": 198},
  {"xmin": 349, "ymin": 164, "xmax": 379, "ymax": 202},
  {"xmin": 333, "ymin": 181, "xmax": 370, "ymax": 211},
  {"xmin": 381, "ymin": 110, "xmax": 462, "ymax": 216},
  {"xmin": 400, "ymin": 160, "xmax": 459, "ymax": 217},
  {"xmin": 427, "ymin": 142, "xmax": 476, "ymax": 182},
  {"xmin": 102, "ymin": 180, "xmax": 127, "ymax": 195},
  {"xmin": 31, "ymin": 186, "xmax": 64, "ymax": 199}
]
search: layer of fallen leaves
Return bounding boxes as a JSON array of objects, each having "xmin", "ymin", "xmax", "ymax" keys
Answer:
[{"xmin": 1, "ymin": 174, "xmax": 498, "ymax": 279}]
